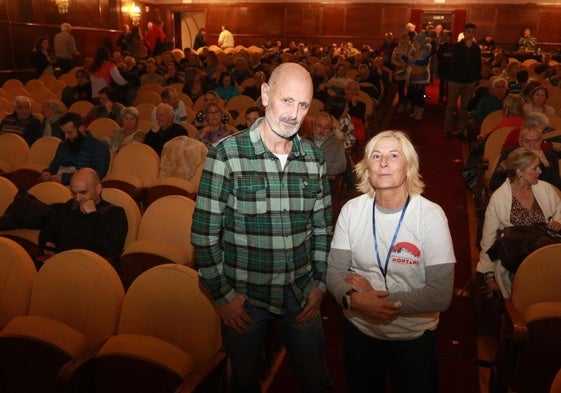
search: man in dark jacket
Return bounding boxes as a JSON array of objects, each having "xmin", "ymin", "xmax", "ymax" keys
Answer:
[
  {"xmin": 144, "ymin": 103, "xmax": 187, "ymax": 156},
  {"xmin": 443, "ymin": 23, "xmax": 482, "ymax": 139}
]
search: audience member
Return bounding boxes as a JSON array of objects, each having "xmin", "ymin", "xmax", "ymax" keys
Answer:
[
  {"xmin": 116, "ymin": 24, "xmax": 132, "ymax": 54},
  {"xmin": 345, "ymin": 81, "xmax": 367, "ymax": 130},
  {"xmin": 523, "ymin": 85, "xmax": 555, "ymax": 116},
  {"xmin": 490, "ymin": 123, "xmax": 561, "ymax": 191},
  {"xmin": 236, "ymin": 105, "xmax": 263, "ymax": 131},
  {"xmin": 502, "ymin": 111, "xmax": 551, "ymax": 152},
  {"xmin": 0, "ymin": 96, "xmax": 42, "ymax": 146},
  {"xmin": 370, "ymin": 56, "xmax": 392, "ymax": 104},
  {"xmin": 144, "ymin": 20, "xmax": 166, "ymax": 56},
  {"xmin": 392, "ymin": 32, "xmax": 414, "ymax": 113},
  {"xmin": 231, "ymin": 57, "xmax": 254, "ymax": 85},
  {"xmin": 163, "ymin": 62, "xmax": 185, "ymax": 85},
  {"xmin": 87, "ymin": 86, "xmax": 124, "ymax": 125},
  {"xmin": 40, "ymin": 99, "xmax": 64, "ymax": 138},
  {"xmin": 144, "ymin": 103, "xmax": 187, "ymax": 156},
  {"xmin": 41, "ymin": 112, "xmax": 110, "ymax": 185},
  {"xmin": 215, "ymin": 71, "xmax": 240, "ymax": 102},
  {"xmin": 31, "ymin": 36, "xmax": 56, "ymax": 77},
  {"xmin": 192, "ymin": 90, "xmax": 230, "ymax": 128},
  {"xmin": 436, "ymin": 31, "xmax": 454, "ymax": 103},
  {"xmin": 408, "ymin": 35, "xmax": 433, "ymax": 121},
  {"xmin": 378, "ymin": 32, "xmax": 397, "ymax": 62},
  {"xmin": 39, "ymin": 167, "xmax": 128, "ymax": 260},
  {"xmin": 241, "ymin": 71, "xmax": 266, "ymax": 102},
  {"xmin": 61, "ymin": 68, "xmax": 93, "ymax": 107},
  {"xmin": 478, "ymin": 93, "xmax": 525, "ymax": 142},
  {"xmin": 150, "ymin": 86, "xmax": 189, "ymax": 127},
  {"xmin": 191, "ymin": 63, "xmax": 332, "ymax": 393},
  {"xmin": 53, "ymin": 23, "xmax": 80, "ymax": 74},
  {"xmin": 518, "ymin": 28, "xmax": 537, "ymax": 52},
  {"xmin": 90, "ymin": 46, "xmax": 130, "ymax": 103},
  {"xmin": 140, "ymin": 57, "xmax": 166, "ymax": 87},
  {"xmin": 308, "ymin": 111, "xmax": 346, "ymax": 182},
  {"xmin": 193, "ymin": 27, "xmax": 207, "ymax": 50},
  {"xmin": 443, "ymin": 23, "xmax": 481, "ymax": 139},
  {"xmin": 108, "ymin": 106, "xmax": 145, "ymax": 153},
  {"xmin": 508, "ymin": 69, "xmax": 529, "ymax": 95},
  {"xmin": 196, "ymin": 102, "xmax": 232, "ymax": 148},
  {"xmin": 182, "ymin": 67, "xmax": 208, "ymax": 102},
  {"xmin": 467, "ymin": 77, "xmax": 508, "ymax": 138},
  {"xmin": 218, "ymin": 25, "xmax": 235, "ymax": 49}
]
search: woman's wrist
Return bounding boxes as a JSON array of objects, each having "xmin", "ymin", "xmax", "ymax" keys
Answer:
[{"xmin": 484, "ymin": 272, "xmax": 495, "ymax": 282}]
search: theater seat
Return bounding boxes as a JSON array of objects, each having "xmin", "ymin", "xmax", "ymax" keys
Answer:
[
  {"xmin": 118, "ymin": 195, "xmax": 195, "ymax": 289},
  {"xmin": 10, "ymin": 136, "xmax": 61, "ymax": 191},
  {"xmin": 498, "ymin": 244, "xmax": 561, "ymax": 393},
  {"xmin": 93, "ymin": 264, "xmax": 226, "ymax": 393},
  {"xmin": 0, "ymin": 177, "xmax": 18, "ymax": 216},
  {"xmin": 0, "ymin": 249, "xmax": 124, "ymax": 393},
  {"xmin": 0, "ymin": 237, "xmax": 37, "ymax": 329},
  {"xmin": 102, "ymin": 187, "xmax": 141, "ymax": 249},
  {"xmin": 0, "ymin": 133, "xmax": 29, "ymax": 176}
]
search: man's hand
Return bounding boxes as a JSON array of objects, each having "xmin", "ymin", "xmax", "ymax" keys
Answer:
[
  {"xmin": 532, "ymin": 149, "xmax": 549, "ymax": 167},
  {"xmin": 296, "ymin": 286, "xmax": 324, "ymax": 324},
  {"xmin": 217, "ymin": 293, "xmax": 253, "ymax": 333},
  {"xmin": 79, "ymin": 200, "xmax": 97, "ymax": 214},
  {"xmin": 40, "ymin": 171, "xmax": 52, "ymax": 182}
]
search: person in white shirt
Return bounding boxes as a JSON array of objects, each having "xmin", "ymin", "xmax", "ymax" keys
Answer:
[{"xmin": 218, "ymin": 25, "xmax": 235, "ymax": 49}]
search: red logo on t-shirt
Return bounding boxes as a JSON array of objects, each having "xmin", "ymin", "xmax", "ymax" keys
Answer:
[{"xmin": 391, "ymin": 242, "xmax": 421, "ymax": 265}]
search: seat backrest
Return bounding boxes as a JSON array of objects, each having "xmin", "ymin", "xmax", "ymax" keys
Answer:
[
  {"xmin": 27, "ymin": 181, "xmax": 72, "ymax": 205},
  {"xmin": 547, "ymin": 114, "xmax": 561, "ymax": 131},
  {"xmin": 68, "ymin": 100, "xmax": 94, "ymax": 118},
  {"xmin": 0, "ymin": 133, "xmax": 30, "ymax": 172},
  {"xmin": 226, "ymin": 95, "xmax": 256, "ymax": 117},
  {"xmin": 88, "ymin": 118, "xmax": 120, "ymax": 140},
  {"xmin": 119, "ymin": 264, "xmax": 221, "ymax": 370},
  {"xmin": 135, "ymin": 102, "xmax": 156, "ymax": 121},
  {"xmin": 138, "ymin": 82, "xmax": 163, "ymax": 94},
  {"xmin": 512, "ymin": 243, "xmax": 561, "ymax": 320},
  {"xmin": 308, "ymin": 98, "xmax": 325, "ymax": 118},
  {"xmin": 133, "ymin": 90, "xmax": 162, "ymax": 106},
  {"xmin": 27, "ymin": 136, "xmax": 61, "ymax": 167},
  {"xmin": 480, "ymin": 110, "xmax": 504, "ymax": 137},
  {"xmin": 159, "ymin": 136, "xmax": 208, "ymax": 182},
  {"xmin": 24, "ymin": 79, "xmax": 45, "ymax": 92},
  {"xmin": 551, "ymin": 367, "xmax": 561, "ymax": 393},
  {"xmin": 483, "ymin": 126, "xmax": 516, "ymax": 179},
  {"xmin": 110, "ymin": 143, "xmax": 160, "ymax": 188},
  {"xmin": 0, "ymin": 177, "xmax": 18, "ymax": 216},
  {"xmin": 102, "ymin": 187, "xmax": 142, "ymax": 248},
  {"xmin": 28, "ymin": 249, "xmax": 124, "ymax": 349},
  {"xmin": 138, "ymin": 195, "xmax": 195, "ymax": 253},
  {"xmin": 0, "ymin": 237, "xmax": 37, "ymax": 328},
  {"xmin": 2, "ymin": 79, "xmax": 23, "ymax": 90}
]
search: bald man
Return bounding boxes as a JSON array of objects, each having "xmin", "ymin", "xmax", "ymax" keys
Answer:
[
  {"xmin": 192, "ymin": 63, "xmax": 332, "ymax": 392},
  {"xmin": 143, "ymin": 103, "xmax": 187, "ymax": 156},
  {"xmin": 39, "ymin": 168, "xmax": 127, "ymax": 259}
]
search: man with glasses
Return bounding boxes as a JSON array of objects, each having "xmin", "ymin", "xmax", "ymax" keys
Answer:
[
  {"xmin": 489, "ymin": 123, "xmax": 561, "ymax": 191},
  {"xmin": 308, "ymin": 111, "xmax": 346, "ymax": 184},
  {"xmin": 144, "ymin": 103, "xmax": 187, "ymax": 156},
  {"xmin": 443, "ymin": 23, "xmax": 481, "ymax": 139}
]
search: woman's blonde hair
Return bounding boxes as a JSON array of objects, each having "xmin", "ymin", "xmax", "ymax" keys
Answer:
[
  {"xmin": 499, "ymin": 147, "xmax": 538, "ymax": 181},
  {"xmin": 354, "ymin": 130, "xmax": 425, "ymax": 197},
  {"xmin": 502, "ymin": 93, "xmax": 525, "ymax": 117}
]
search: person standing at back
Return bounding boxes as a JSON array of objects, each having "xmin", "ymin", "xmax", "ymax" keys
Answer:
[
  {"xmin": 443, "ymin": 23, "xmax": 481, "ymax": 139},
  {"xmin": 191, "ymin": 62, "xmax": 332, "ymax": 393},
  {"xmin": 54, "ymin": 23, "xmax": 80, "ymax": 74},
  {"xmin": 218, "ymin": 25, "xmax": 235, "ymax": 49},
  {"xmin": 193, "ymin": 27, "xmax": 207, "ymax": 51}
]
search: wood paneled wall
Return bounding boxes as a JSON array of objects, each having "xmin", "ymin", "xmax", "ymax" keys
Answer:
[{"xmin": 2, "ymin": 1, "xmax": 561, "ymax": 83}]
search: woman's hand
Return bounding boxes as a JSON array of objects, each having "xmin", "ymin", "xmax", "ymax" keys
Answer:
[
  {"xmin": 345, "ymin": 273, "xmax": 373, "ymax": 293},
  {"xmin": 352, "ymin": 290, "xmax": 400, "ymax": 321},
  {"xmin": 547, "ymin": 219, "xmax": 561, "ymax": 232}
]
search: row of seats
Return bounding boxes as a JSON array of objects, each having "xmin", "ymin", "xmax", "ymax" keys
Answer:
[
  {"xmin": 0, "ymin": 176, "xmax": 197, "ymax": 288},
  {"xmin": 0, "ymin": 238, "xmax": 226, "ymax": 393}
]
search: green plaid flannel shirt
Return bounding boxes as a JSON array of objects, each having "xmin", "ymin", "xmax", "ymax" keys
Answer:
[{"xmin": 191, "ymin": 119, "xmax": 333, "ymax": 314}]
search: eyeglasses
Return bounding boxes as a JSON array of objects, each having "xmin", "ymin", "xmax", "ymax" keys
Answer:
[
  {"xmin": 521, "ymin": 138, "xmax": 541, "ymax": 144},
  {"xmin": 314, "ymin": 125, "xmax": 332, "ymax": 131},
  {"xmin": 206, "ymin": 110, "xmax": 221, "ymax": 115}
]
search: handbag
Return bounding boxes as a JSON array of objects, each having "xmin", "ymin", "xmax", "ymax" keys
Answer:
[{"xmin": 486, "ymin": 224, "xmax": 561, "ymax": 274}]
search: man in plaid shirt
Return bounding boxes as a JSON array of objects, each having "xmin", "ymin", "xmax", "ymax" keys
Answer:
[{"xmin": 191, "ymin": 62, "xmax": 332, "ymax": 393}]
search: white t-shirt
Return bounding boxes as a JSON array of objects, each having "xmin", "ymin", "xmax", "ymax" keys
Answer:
[{"xmin": 331, "ymin": 193, "xmax": 456, "ymax": 340}]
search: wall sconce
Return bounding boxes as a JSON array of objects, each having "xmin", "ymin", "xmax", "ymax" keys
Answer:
[
  {"xmin": 122, "ymin": 2, "xmax": 141, "ymax": 25},
  {"xmin": 56, "ymin": 0, "xmax": 69, "ymax": 14}
]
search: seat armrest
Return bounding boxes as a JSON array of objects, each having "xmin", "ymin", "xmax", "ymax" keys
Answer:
[
  {"xmin": 175, "ymin": 348, "xmax": 228, "ymax": 393},
  {"xmin": 504, "ymin": 298, "xmax": 528, "ymax": 342}
]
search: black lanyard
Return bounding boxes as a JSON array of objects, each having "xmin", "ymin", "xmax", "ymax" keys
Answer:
[{"xmin": 372, "ymin": 195, "xmax": 410, "ymax": 292}]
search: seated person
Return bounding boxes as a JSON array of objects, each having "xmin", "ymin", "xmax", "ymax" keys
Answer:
[
  {"xmin": 523, "ymin": 85, "xmax": 556, "ymax": 116},
  {"xmin": 39, "ymin": 167, "xmax": 128, "ymax": 260},
  {"xmin": 502, "ymin": 111, "xmax": 551, "ymax": 152},
  {"xmin": 490, "ymin": 123, "xmax": 561, "ymax": 191},
  {"xmin": 0, "ymin": 95, "xmax": 42, "ymax": 146},
  {"xmin": 518, "ymin": 28, "xmax": 537, "ymax": 52},
  {"xmin": 241, "ymin": 71, "xmax": 266, "ymax": 101},
  {"xmin": 236, "ymin": 106, "xmax": 262, "ymax": 131},
  {"xmin": 86, "ymin": 86, "xmax": 125, "ymax": 125},
  {"xmin": 107, "ymin": 106, "xmax": 145, "ymax": 153},
  {"xmin": 507, "ymin": 69, "xmax": 529, "ymax": 95},
  {"xmin": 307, "ymin": 111, "xmax": 346, "ymax": 184},
  {"xmin": 144, "ymin": 103, "xmax": 187, "ymax": 156},
  {"xmin": 478, "ymin": 147, "xmax": 561, "ymax": 297},
  {"xmin": 477, "ymin": 93, "xmax": 525, "ymax": 142},
  {"xmin": 196, "ymin": 102, "xmax": 232, "ymax": 148},
  {"xmin": 41, "ymin": 112, "xmax": 110, "ymax": 185},
  {"xmin": 40, "ymin": 99, "xmax": 64, "ymax": 138},
  {"xmin": 61, "ymin": 68, "xmax": 93, "ymax": 108},
  {"xmin": 345, "ymin": 81, "xmax": 366, "ymax": 125},
  {"xmin": 150, "ymin": 86, "xmax": 188, "ymax": 129},
  {"xmin": 140, "ymin": 58, "xmax": 166, "ymax": 87},
  {"xmin": 215, "ymin": 71, "xmax": 240, "ymax": 102},
  {"xmin": 467, "ymin": 77, "xmax": 508, "ymax": 139},
  {"xmin": 327, "ymin": 64, "xmax": 352, "ymax": 94},
  {"xmin": 192, "ymin": 90, "xmax": 230, "ymax": 129}
]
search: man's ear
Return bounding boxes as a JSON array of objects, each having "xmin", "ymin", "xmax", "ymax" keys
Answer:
[
  {"xmin": 261, "ymin": 83, "xmax": 270, "ymax": 107},
  {"xmin": 79, "ymin": 125, "xmax": 87, "ymax": 135}
]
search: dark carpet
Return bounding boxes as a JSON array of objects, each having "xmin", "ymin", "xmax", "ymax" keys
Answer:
[{"xmin": 269, "ymin": 81, "xmax": 479, "ymax": 393}]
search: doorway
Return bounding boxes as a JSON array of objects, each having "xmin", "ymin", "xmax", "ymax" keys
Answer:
[
  {"xmin": 178, "ymin": 11, "xmax": 205, "ymax": 50},
  {"xmin": 421, "ymin": 11, "xmax": 452, "ymax": 31}
]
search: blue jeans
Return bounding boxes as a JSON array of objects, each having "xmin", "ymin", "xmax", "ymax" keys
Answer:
[
  {"xmin": 343, "ymin": 318, "xmax": 438, "ymax": 393},
  {"xmin": 222, "ymin": 290, "xmax": 331, "ymax": 393}
]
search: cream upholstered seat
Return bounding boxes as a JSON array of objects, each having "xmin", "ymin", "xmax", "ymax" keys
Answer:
[
  {"xmin": 225, "ymin": 94, "xmax": 256, "ymax": 119},
  {"xmin": 93, "ymin": 264, "xmax": 226, "ymax": 393},
  {"xmin": 68, "ymin": 100, "xmax": 94, "ymax": 118},
  {"xmin": 102, "ymin": 187, "xmax": 141, "ymax": 249},
  {"xmin": 102, "ymin": 143, "xmax": 160, "ymax": 208},
  {"xmin": 0, "ymin": 133, "xmax": 30, "ymax": 175},
  {"xmin": 133, "ymin": 90, "xmax": 162, "ymax": 106},
  {"xmin": 0, "ymin": 249, "xmax": 124, "ymax": 392},
  {"xmin": 0, "ymin": 237, "xmax": 37, "ymax": 328},
  {"xmin": 88, "ymin": 117, "xmax": 120, "ymax": 140},
  {"xmin": 497, "ymin": 244, "xmax": 561, "ymax": 393},
  {"xmin": 135, "ymin": 102, "xmax": 156, "ymax": 121},
  {"xmin": 0, "ymin": 177, "xmax": 18, "ymax": 217},
  {"xmin": 10, "ymin": 136, "xmax": 61, "ymax": 191},
  {"xmin": 118, "ymin": 195, "xmax": 196, "ymax": 289}
]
